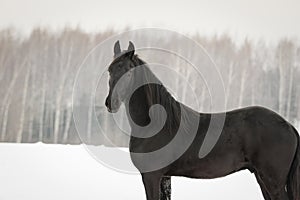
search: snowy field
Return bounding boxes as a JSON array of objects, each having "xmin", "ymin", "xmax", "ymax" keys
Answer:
[{"xmin": 0, "ymin": 143, "xmax": 264, "ymax": 200}]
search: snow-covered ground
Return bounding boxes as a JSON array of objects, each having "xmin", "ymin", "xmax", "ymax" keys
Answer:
[{"xmin": 0, "ymin": 143, "xmax": 263, "ymax": 200}]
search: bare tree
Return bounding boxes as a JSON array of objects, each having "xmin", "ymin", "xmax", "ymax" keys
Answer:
[
  {"xmin": 0, "ymin": 27, "xmax": 299, "ymax": 146},
  {"xmin": 16, "ymin": 63, "xmax": 31, "ymax": 143}
]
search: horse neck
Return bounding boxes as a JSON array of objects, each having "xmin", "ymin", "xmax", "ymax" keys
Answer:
[
  {"xmin": 124, "ymin": 83, "xmax": 151, "ymax": 127},
  {"xmin": 125, "ymin": 63, "xmax": 180, "ymax": 130}
]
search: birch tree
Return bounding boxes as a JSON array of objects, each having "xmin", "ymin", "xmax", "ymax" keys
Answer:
[
  {"xmin": 237, "ymin": 39, "xmax": 252, "ymax": 108},
  {"xmin": 16, "ymin": 63, "xmax": 31, "ymax": 143},
  {"xmin": 53, "ymin": 30, "xmax": 74, "ymax": 143}
]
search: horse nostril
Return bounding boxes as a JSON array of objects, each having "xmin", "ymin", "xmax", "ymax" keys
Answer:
[{"xmin": 112, "ymin": 99, "xmax": 118, "ymax": 107}]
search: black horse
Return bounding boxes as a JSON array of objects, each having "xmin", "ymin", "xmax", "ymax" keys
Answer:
[{"xmin": 105, "ymin": 41, "xmax": 300, "ymax": 200}]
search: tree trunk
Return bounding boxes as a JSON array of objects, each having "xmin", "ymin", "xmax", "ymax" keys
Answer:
[
  {"xmin": 1, "ymin": 101, "xmax": 11, "ymax": 141},
  {"xmin": 181, "ymin": 70, "xmax": 192, "ymax": 105},
  {"xmin": 87, "ymin": 99, "xmax": 93, "ymax": 144},
  {"xmin": 62, "ymin": 105, "xmax": 72, "ymax": 143},
  {"xmin": 225, "ymin": 63, "xmax": 234, "ymax": 108},
  {"xmin": 238, "ymin": 68, "xmax": 247, "ymax": 108},
  {"xmin": 39, "ymin": 68, "xmax": 46, "ymax": 141},
  {"xmin": 16, "ymin": 65, "xmax": 31, "ymax": 143},
  {"xmin": 53, "ymin": 45, "xmax": 73, "ymax": 143},
  {"xmin": 278, "ymin": 47, "xmax": 285, "ymax": 117},
  {"xmin": 286, "ymin": 63, "xmax": 294, "ymax": 121},
  {"xmin": 27, "ymin": 64, "xmax": 37, "ymax": 142},
  {"xmin": 0, "ymin": 59, "xmax": 26, "ymax": 141}
]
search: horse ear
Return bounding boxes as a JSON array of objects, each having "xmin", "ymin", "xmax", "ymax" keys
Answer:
[
  {"xmin": 128, "ymin": 41, "xmax": 135, "ymax": 52},
  {"xmin": 114, "ymin": 40, "xmax": 121, "ymax": 56},
  {"xmin": 126, "ymin": 41, "xmax": 135, "ymax": 58}
]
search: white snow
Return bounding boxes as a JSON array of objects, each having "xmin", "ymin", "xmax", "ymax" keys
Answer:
[{"xmin": 0, "ymin": 143, "xmax": 263, "ymax": 200}]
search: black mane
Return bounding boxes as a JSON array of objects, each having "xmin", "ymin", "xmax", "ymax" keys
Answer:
[{"xmin": 130, "ymin": 55, "xmax": 182, "ymax": 132}]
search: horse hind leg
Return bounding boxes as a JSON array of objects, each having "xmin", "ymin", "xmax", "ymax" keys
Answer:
[
  {"xmin": 256, "ymin": 172, "xmax": 289, "ymax": 200},
  {"xmin": 160, "ymin": 176, "xmax": 171, "ymax": 200},
  {"xmin": 268, "ymin": 188, "xmax": 289, "ymax": 200}
]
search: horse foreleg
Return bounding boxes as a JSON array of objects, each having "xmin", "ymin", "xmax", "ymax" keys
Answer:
[
  {"xmin": 255, "ymin": 173, "xmax": 271, "ymax": 200},
  {"xmin": 160, "ymin": 176, "xmax": 171, "ymax": 200},
  {"xmin": 142, "ymin": 173, "xmax": 162, "ymax": 200}
]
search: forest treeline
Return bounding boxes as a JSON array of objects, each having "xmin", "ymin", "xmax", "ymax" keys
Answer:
[{"xmin": 0, "ymin": 27, "xmax": 299, "ymax": 145}]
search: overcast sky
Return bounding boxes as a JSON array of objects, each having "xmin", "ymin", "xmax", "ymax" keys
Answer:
[{"xmin": 0, "ymin": 0, "xmax": 299, "ymax": 43}]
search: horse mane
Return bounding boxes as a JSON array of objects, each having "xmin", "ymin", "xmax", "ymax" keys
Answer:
[{"xmin": 131, "ymin": 55, "xmax": 181, "ymax": 131}]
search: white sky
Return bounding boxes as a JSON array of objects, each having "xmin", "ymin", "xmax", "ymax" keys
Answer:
[{"xmin": 0, "ymin": 0, "xmax": 299, "ymax": 43}]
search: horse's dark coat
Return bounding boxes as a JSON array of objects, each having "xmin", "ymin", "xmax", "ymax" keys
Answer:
[{"xmin": 105, "ymin": 41, "xmax": 300, "ymax": 200}]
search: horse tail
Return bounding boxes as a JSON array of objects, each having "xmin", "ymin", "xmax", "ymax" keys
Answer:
[{"xmin": 287, "ymin": 125, "xmax": 300, "ymax": 200}]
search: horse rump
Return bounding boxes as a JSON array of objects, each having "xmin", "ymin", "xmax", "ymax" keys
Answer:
[{"xmin": 287, "ymin": 126, "xmax": 300, "ymax": 200}]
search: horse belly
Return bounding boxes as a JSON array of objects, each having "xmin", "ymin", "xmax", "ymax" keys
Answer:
[{"xmin": 167, "ymin": 153, "xmax": 247, "ymax": 179}]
